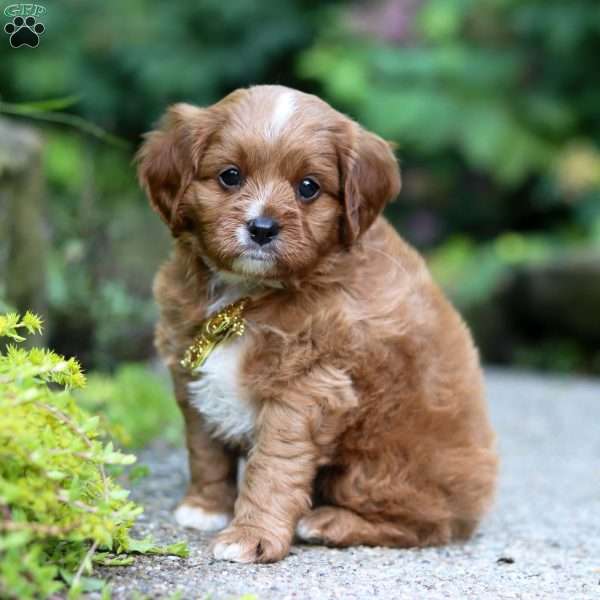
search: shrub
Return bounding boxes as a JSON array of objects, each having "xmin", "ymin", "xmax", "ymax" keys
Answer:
[
  {"xmin": 300, "ymin": 0, "xmax": 600, "ymax": 244},
  {"xmin": 78, "ymin": 363, "xmax": 182, "ymax": 449},
  {"xmin": 0, "ymin": 313, "xmax": 186, "ymax": 599}
]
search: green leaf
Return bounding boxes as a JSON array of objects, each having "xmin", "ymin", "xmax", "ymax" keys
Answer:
[
  {"xmin": 7, "ymin": 95, "xmax": 81, "ymax": 112},
  {"xmin": 123, "ymin": 536, "xmax": 189, "ymax": 558},
  {"xmin": 93, "ymin": 554, "xmax": 135, "ymax": 567},
  {"xmin": 0, "ymin": 101, "xmax": 129, "ymax": 149},
  {"xmin": 0, "ymin": 311, "xmax": 186, "ymax": 597}
]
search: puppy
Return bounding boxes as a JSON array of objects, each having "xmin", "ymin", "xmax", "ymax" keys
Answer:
[{"xmin": 137, "ymin": 85, "xmax": 497, "ymax": 563}]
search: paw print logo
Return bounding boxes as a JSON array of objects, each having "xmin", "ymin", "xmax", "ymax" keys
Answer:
[{"xmin": 4, "ymin": 15, "xmax": 45, "ymax": 48}]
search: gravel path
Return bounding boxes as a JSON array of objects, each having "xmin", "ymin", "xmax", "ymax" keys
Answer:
[{"xmin": 98, "ymin": 369, "xmax": 600, "ymax": 599}]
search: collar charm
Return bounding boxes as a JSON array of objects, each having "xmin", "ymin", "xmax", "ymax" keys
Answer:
[{"xmin": 181, "ymin": 297, "xmax": 249, "ymax": 372}]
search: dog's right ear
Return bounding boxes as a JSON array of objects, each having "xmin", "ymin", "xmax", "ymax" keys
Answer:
[{"xmin": 136, "ymin": 103, "xmax": 213, "ymax": 234}]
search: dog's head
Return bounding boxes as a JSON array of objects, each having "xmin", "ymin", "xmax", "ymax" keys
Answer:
[{"xmin": 137, "ymin": 85, "xmax": 400, "ymax": 280}]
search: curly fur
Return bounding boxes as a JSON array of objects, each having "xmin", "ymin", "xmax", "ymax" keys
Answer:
[{"xmin": 137, "ymin": 85, "xmax": 498, "ymax": 563}]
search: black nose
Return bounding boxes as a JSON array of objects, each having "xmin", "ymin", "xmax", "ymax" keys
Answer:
[{"xmin": 247, "ymin": 216, "xmax": 280, "ymax": 246}]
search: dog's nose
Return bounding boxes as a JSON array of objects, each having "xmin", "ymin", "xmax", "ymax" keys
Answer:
[{"xmin": 247, "ymin": 216, "xmax": 280, "ymax": 246}]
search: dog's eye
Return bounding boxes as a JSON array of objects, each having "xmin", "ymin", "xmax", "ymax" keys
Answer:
[
  {"xmin": 298, "ymin": 177, "xmax": 320, "ymax": 202},
  {"xmin": 219, "ymin": 167, "xmax": 242, "ymax": 188}
]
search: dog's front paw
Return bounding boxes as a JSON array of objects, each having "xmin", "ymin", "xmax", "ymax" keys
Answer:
[
  {"xmin": 174, "ymin": 503, "xmax": 231, "ymax": 532},
  {"xmin": 211, "ymin": 524, "xmax": 289, "ymax": 563}
]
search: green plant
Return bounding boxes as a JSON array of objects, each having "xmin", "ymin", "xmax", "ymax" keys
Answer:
[
  {"xmin": 0, "ymin": 1, "xmax": 339, "ymax": 138},
  {"xmin": 78, "ymin": 363, "xmax": 182, "ymax": 448},
  {"xmin": 0, "ymin": 96, "xmax": 128, "ymax": 148},
  {"xmin": 300, "ymin": 0, "xmax": 600, "ymax": 241},
  {"xmin": 428, "ymin": 231, "xmax": 554, "ymax": 308},
  {"xmin": 0, "ymin": 313, "xmax": 187, "ymax": 599}
]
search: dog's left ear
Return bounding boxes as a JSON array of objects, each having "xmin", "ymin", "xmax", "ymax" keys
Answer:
[
  {"xmin": 136, "ymin": 103, "xmax": 214, "ymax": 235},
  {"xmin": 339, "ymin": 125, "xmax": 401, "ymax": 244}
]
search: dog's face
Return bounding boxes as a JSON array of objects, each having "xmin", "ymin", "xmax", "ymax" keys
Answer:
[{"xmin": 138, "ymin": 85, "xmax": 400, "ymax": 280}]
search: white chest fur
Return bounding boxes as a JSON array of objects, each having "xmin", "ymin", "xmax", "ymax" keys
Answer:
[
  {"xmin": 187, "ymin": 336, "xmax": 255, "ymax": 444},
  {"xmin": 186, "ymin": 268, "xmax": 280, "ymax": 444}
]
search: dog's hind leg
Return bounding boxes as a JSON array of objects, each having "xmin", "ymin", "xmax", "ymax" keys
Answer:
[{"xmin": 295, "ymin": 505, "xmax": 458, "ymax": 548}]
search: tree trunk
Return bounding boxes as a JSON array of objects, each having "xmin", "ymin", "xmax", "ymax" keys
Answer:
[{"xmin": 0, "ymin": 117, "xmax": 48, "ymax": 343}]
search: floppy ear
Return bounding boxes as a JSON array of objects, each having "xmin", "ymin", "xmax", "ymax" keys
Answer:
[
  {"xmin": 136, "ymin": 103, "xmax": 214, "ymax": 234},
  {"xmin": 339, "ymin": 125, "xmax": 401, "ymax": 244}
]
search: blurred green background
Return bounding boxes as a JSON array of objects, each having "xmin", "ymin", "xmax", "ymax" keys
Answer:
[{"xmin": 1, "ymin": 0, "xmax": 600, "ymax": 377}]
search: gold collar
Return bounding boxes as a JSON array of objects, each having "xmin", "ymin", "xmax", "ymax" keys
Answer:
[{"xmin": 180, "ymin": 297, "xmax": 250, "ymax": 371}]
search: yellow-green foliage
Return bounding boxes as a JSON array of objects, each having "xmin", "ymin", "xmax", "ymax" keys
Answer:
[
  {"xmin": 0, "ymin": 313, "xmax": 186, "ymax": 599},
  {"xmin": 78, "ymin": 364, "xmax": 182, "ymax": 449}
]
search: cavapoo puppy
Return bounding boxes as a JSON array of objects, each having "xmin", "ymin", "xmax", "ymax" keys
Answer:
[{"xmin": 137, "ymin": 85, "xmax": 498, "ymax": 563}]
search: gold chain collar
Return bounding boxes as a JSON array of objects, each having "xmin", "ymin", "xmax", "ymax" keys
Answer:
[{"xmin": 180, "ymin": 297, "xmax": 250, "ymax": 372}]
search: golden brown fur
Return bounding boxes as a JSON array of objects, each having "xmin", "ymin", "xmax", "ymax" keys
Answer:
[{"xmin": 137, "ymin": 85, "xmax": 497, "ymax": 563}]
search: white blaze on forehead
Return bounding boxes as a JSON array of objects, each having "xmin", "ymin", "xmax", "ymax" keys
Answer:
[{"xmin": 264, "ymin": 90, "xmax": 296, "ymax": 140}]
